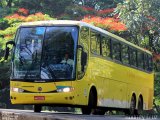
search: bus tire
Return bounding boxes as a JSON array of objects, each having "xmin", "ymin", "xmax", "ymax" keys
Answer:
[
  {"xmin": 81, "ymin": 89, "xmax": 96, "ymax": 115},
  {"xmin": 92, "ymin": 109, "xmax": 106, "ymax": 115},
  {"xmin": 129, "ymin": 95, "xmax": 136, "ymax": 115},
  {"xmin": 34, "ymin": 105, "xmax": 42, "ymax": 112},
  {"xmin": 136, "ymin": 96, "xmax": 143, "ymax": 115},
  {"xmin": 125, "ymin": 95, "xmax": 136, "ymax": 115}
]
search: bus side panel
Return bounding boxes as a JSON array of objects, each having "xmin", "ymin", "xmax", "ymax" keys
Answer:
[
  {"xmin": 90, "ymin": 57, "xmax": 128, "ymax": 108},
  {"xmin": 72, "ymin": 78, "xmax": 90, "ymax": 106},
  {"xmin": 89, "ymin": 57, "xmax": 110, "ymax": 107},
  {"xmin": 107, "ymin": 60, "xmax": 128, "ymax": 108},
  {"xmin": 127, "ymin": 68, "xmax": 154, "ymax": 110}
]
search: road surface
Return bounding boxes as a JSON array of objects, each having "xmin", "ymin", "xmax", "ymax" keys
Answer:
[{"xmin": 0, "ymin": 109, "xmax": 158, "ymax": 120}]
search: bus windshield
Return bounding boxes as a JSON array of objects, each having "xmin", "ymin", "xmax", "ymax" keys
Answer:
[{"xmin": 13, "ymin": 26, "xmax": 78, "ymax": 81}]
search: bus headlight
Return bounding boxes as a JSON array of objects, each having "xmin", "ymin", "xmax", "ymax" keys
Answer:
[
  {"xmin": 57, "ymin": 86, "xmax": 74, "ymax": 93},
  {"xmin": 11, "ymin": 87, "xmax": 24, "ymax": 93}
]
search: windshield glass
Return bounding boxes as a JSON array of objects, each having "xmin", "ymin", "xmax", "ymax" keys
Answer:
[
  {"xmin": 13, "ymin": 27, "xmax": 45, "ymax": 79},
  {"xmin": 13, "ymin": 26, "xmax": 78, "ymax": 81}
]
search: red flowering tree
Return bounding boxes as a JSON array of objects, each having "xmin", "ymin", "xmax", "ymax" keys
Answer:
[
  {"xmin": 82, "ymin": 16, "xmax": 127, "ymax": 32},
  {"xmin": 17, "ymin": 8, "xmax": 29, "ymax": 15},
  {"xmin": 79, "ymin": 4, "xmax": 127, "ymax": 33}
]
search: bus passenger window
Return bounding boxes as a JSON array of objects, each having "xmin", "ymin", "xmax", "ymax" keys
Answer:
[
  {"xmin": 112, "ymin": 41, "xmax": 121, "ymax": 61},
  {"xmin": 121, "ymin": 44, "xmax": 129, "ymax": 64},
  {"xmin": 91, "ymin": 30, "xmax": 100, "ymax": 55},
  {"xmin": 101, "ymin": 36, "xmax": 110, "ymax": 58},
  {"xmin": 137, "ymin": 51, "xmax": 144, "ymax": 69},
  {"xmin": 148, "ymin": 55, "xmax": 153, "ymax": 72},
  {"xmin": 129, "ymin": 48, "xmax": 137, "ymax": 67},
  {"xmin": 144, "ymin": 54, "xmax": 150, "ymax": 71}
]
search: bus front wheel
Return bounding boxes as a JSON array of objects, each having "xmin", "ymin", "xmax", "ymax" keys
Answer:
[
  {"xmin": 81, "ymin": 90, "xmax": 96, "ymax": 115},
  {"xmin": 34, "ymin": 105, "xmax": 42, "ymax": 112},
  {"xmin": 92, "ymin": 109, "xmax": 106, "ymax": 115}
]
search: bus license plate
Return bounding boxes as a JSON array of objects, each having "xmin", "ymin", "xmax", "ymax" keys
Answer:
[{"xmin": 34, "ymin": 96, "xmax": 45, "ymax": 100}]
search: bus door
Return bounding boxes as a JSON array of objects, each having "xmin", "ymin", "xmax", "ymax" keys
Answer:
[
  {"xmin": 73, "ymin": 45, "xmax": 89, "ymax": 105},
  {"xmin": 73, "ymin": 26, "xmax": 89, "ymax": 105}
]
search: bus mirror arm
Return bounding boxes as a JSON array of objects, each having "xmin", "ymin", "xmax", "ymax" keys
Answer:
[
  {"xmin": 4, "ymin": 40, "xmax": 15, "ymax": 60},
  {"xmin": 6, "ymin": 40, "xmax": 15, "ymax": 47},
  {"xmin": 4, "ymin": 47, "xmax": 10, "ymax": 60}
]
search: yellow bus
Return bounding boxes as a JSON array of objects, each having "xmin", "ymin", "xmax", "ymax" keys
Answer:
[{"xmin": 5, "ymin": 20, "xmax": 154, "ymax": 115}]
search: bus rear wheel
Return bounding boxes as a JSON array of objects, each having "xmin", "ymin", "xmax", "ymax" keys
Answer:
[
  {"xmin": 129, "ymin": 95, "xmax": 136, "ymax": 115},
  {"xmin": 136, "ymin": 97, "xmax": 143, "ymax": 115},
  {"xmin": 34, "ymin": 105, "xmax": 42, "ymax": 112},
  {"xmin": 125, "ymin": 95, "xmax": 136, "ymax": 115},
  {"xmin": 81, "ymin": 90, "xmax": 96, "ymax": 115},
  {"xmin": 92, "ymin": 109, "xmax": 106, "ymax": 115}
]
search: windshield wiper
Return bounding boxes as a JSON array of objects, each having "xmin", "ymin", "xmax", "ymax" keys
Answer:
[{"xmin": 19, "ymin": 55, "xmax": 25, "ymax": 66}]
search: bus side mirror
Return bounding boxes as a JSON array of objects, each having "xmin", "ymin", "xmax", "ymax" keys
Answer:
[
  {"xmin": 78, "ymin": 45, "xmax": 87, "ymax": 72},
  {"xmin": 4, "ymin": 40, "xmax": 15, "ymax": 60},
  {"xmin": 81, "ymin": 51, "xmax": 87, "ymax": 66}
]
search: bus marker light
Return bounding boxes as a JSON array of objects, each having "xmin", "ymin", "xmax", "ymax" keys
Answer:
[{"xmin": 34, "ymin": 96, "xmax": 45, "ymax": 100}]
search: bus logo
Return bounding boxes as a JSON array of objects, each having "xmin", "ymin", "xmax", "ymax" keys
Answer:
[{"xmin": 38, "ymin": 87, "xmax": 42, "ymax": 92}]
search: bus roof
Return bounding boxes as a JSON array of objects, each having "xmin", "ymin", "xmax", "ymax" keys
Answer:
[{"xmin": 20, "ymin": 20, "xmax": 152, "ymax": 55}]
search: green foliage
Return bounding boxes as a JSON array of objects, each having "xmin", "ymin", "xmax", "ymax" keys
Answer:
[
  {"xmin": 0, "ymin": 18, "xmax": 9, "ymax": 30},
  {"xmin": 73, "ymin": 0, "xmax": 123, "ymax": 10},
  {"xmin": 0, "ymin": 7, "xmax": 17, "ymax": 18},
  {"xmin": 0, "ymin": 0, "xmax": 9, "ymax": 8},
  {"xmin": 14, "ymin": 0, "xmax": 73, "ymax": 17},
  {"xmin": 63, "ymin": 5, "xmax": 90, "ymax": 20},
  {"xmin": 115, "ymin": 0, "xmax": 160, "ymax": 48},
  {"xmin": 155, "ymin": 73, "xmax": 160, "ymax": 101}
]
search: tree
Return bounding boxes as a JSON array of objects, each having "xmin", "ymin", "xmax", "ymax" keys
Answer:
[
  {"xmin": 82, "ymin": 16, "xmax": 127, "ymax": 33},
  {"xmin": 14, "ymin": 0, "xmax": 73, "ymax": 17},
  {"xmin": 115, "ymin": 0, "xmax": 160, "ymax": 52},
  {"xmin": 73, "ymin": 0, "xmax": 123, "ymax": 10},
  {"xmin": 72, "ymin": 0, "xmax": 124, "ymax": 19}
]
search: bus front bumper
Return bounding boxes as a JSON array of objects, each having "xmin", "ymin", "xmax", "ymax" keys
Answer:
[{"xmin": 10, "ymin": 92, "xmax": 75, "ymax": 105}]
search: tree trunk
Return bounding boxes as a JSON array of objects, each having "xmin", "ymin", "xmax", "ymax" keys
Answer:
[
  {"xmin": 149, "ymin": 33, "xmax": 157, "ymax": 53},
  {"xmin": 7, "ymin": 0, "xmax": 12, "ymax": 8}
]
